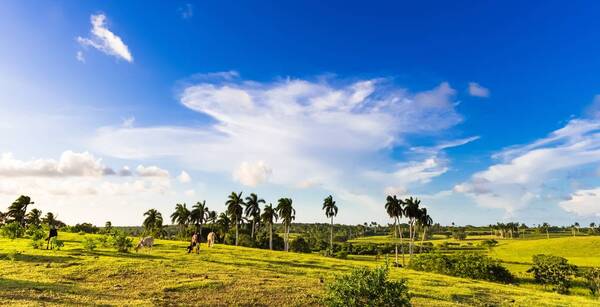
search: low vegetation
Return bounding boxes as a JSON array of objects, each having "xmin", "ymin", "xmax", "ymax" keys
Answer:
[{"xmin": 409, "ymin": 252, "xmax": 514, "ymax": 283}]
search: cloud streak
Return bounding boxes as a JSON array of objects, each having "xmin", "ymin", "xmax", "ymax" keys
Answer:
[{"xmin": 77, "ymin": 14, "xmax": 133, "ymax": 62}]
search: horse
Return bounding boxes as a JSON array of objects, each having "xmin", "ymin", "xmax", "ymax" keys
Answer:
[
  {"xmin": 46, "ymin": 227, "xmax": 58, "ymax": 250},
  {"xmin": 135, "ymin": 236, "xmax": 154, "ymax": 252},
  {"xmin": 187, "ymin": 232, "xmax": 200, "ymax": 254},
  {"xmin": 207, "ymin": 232, "xmax": 216, "ymax": 247}
]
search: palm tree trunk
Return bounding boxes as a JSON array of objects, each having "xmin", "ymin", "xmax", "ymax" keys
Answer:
[
  {"xmin": 269, "ymin": 223, "xmax": 273, "ymax": 250},
  {"xmin": 398, "ymin": 222, "xmax": 405, "ymax": 266},
  {"xmin": 394, "ymin": 219, "xmax": 398, "ymax": 265},
  {"xmin": 235, "ymin": 218, "xmax": 239, "ymax": 246},
  {"xmin": 546, "ymin": 229, "xmax": 549, "ymax": 239},
  {"xmin": 251, "ymin": 220, "xmax": 255, "ymax": 239},
  {"xmin": 420, "ymin": 227, "xmax": 426, "ymax": 253},
  {"xmin": 330, "ymin": 216, "xmax": 334, "ymax": 250},
  {"xmin": 199, "ymin": 223, "xmax": 204, "ymax": 242}
]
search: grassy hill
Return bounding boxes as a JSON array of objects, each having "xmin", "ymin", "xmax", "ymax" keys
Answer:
[{"xmin": 1, "ymin": 233, "xmax": 599, "ymax": 306}]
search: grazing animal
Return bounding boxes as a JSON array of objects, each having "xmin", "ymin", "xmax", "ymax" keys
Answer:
[
  {"xmin": 187, "ymin": 233, "xmax": 200, "ymax": 254},
  {"xmin": 135, "ymin": 236, "xmax": 154, "ymax": 252},
  {"xmin": 207, "ymin": 232, "xmax": 216, "ymax": 247},
  {"xmin": 46, "ymin": 227, "xmax": 58, "ymax": 250}
]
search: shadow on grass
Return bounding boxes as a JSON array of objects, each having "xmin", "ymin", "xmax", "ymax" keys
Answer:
[
  {"xmin": 65, "ymin": 249, "xmax": 167, "ymax": 260},
  {"xmin": 0, "ymin": 252, "xmax": 77, "ymax": 263}
]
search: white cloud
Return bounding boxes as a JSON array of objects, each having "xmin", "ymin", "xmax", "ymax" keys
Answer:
[
  {"xmin": 179, "ymin": 4, "xmax": 193, "ymax": 19},
  {"xmin": 136, "ymin": 165, "xmax": 170, "ymax": 178},
  {"xmin": 77, "ymin": 14, "xmax": 133, "ymax": 63},
  {"xmin": 455, "ymin": 119, "xmax": 600, "ymax": 213},
  {"xmin": 233, "ymin": 161, "xmax": 272, "ymax": 187},
  {"xmin": 468, "ymin": 82, "xmax": 489, "ymax": 98},
  {"xmin": 76, "ymin": 51, "xmax": 85, "ymax": 63},
  {"xmin": 384, "ymin": 186, "xmax": 408, "ymax": 197},
  {"xmin": 0, "ymin": 151, "xmax": 108, "ymax": 177},
  {"xmin": 91, "ymin": 74, "xmax": 463, "ymax": 205},
  {"xmin": 177, "ymin": 170, "xmax": 191, "ymax": 183},
  {"xmin": 560, "ymin": 188, "xmax": 600, "ymax": 217}
]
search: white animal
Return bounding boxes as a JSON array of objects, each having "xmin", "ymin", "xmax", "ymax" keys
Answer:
[
  {"xmin": 135, "ymin": 236, "xmax": 154, "ymax": 252},
  {"xmin": 207, "ymin": 232, "xmax": 216, "ymax": 247}
]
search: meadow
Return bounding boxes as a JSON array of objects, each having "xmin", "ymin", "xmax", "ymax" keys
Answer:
[{"xmin": 2, "ymin": 232, "xmax": 600, "ymax": 306}]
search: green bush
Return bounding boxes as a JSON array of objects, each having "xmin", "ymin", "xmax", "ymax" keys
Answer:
[
  {"xmin": 51, "ymin": 237, "xmax": 64, "ymax": 250},
  {"xmin": 583, "ymin": 267, "xmax": 600, "ymax": 296},
  {"xmin": 324, "ymin": 264, "xmax": 411, "ymax": 307},
  {"xmin": 31, "ymin": 239, "xmax": 45, "ymax": 249},
  {"xmin": 527, "ymin": 254, "xmax": 577, "ymax": 294},
  {"xmin": 1, "ymin": 222, "xmax": 24, "ymax": 239},
  {"xmin": 452, "ymin": 228, "xmax": 467, "ymax": 240},
  {"xmin": 97, "ymin": 235, "xmax": 111, "ymax": 248},
  {"xmin": 479, "ymin": 239, "xmax": 498, "ymax": 249},
  {"xmin": 409, "ymin": 252, "xmax": 513, "ymax": 283},
  {"xmin": 334, "ymin": 250, "xmax": 348, "ymax": 259},
  {"xmin": 290, "ymin": 237, "xmax": 311, "ymax": 253},
  {"xmin": 110, "ymin": 231, "xmax": 133, "ymax": 252},
  {"xmin": 30, "ymin": 228, "xmax": 46, "ymax": 241},
  {"xmin": 81, "ymin": 236, "xmax": 97, "ymax": 251}
]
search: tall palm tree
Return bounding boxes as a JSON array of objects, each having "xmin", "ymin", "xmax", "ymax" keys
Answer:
[
  {"xmin": 322, "ymin": 195, "xmax": 338, "ymax": 250},
  {"xmin": 42, "ymin": 212, "xmax": 56, "ymax": 227},
  {"xmin": 404, "ymin": 197, "xmax": 422, "ymax": 259},
  {"xmin": 244, "ymin": 193, "xmax": 264, "ymax": 239},
  {"xmin": 143, "ymin": 209, "xmax": 164, "ymax": 236},
  {"xmin": 170, "ymin": 203, "xmax": 191, "ymax": 237},
  {"xmin": 191, "ymin": 200, "xmax": 210, "ymax": 239},
  {"xmin": 206, "ymin": 210, "xmax": 217, "ymax": 231},
  {"xmin": 275, "ymin": 198, "xmax": 295, "ymax": 252},
  {"xmin": 7, "ymin": 195, "xmax": 34, "ymax": 226},
  {"xmin": 25, "ymin": 208, "xmax": 42, "ymax": 227},
  {"xmin": 261, "ymin": 203, "xmax": 278, "ymax": 250},
  {"xmin": 216, "ymin": 212, "xmax": 231, "ymax": 238},
  {"xmin": 226, "ymin": 191, "xmax": 245, "ymax": 246},
  {"xmin": 541, "ymin": 222, "xmax": 550, "ymax": 239},
  {"xmin": 417, "ymin": 207, "xmax": 433, "ymax": 252},
  {"xmin": 385, "ymin": 195, "xmax": 405, "ymax": 265}
]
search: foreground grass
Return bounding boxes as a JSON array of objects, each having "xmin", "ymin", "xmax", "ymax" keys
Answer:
[{"xmin": 1, "ymin": 233, "xmax": 599, "ymax": 306}]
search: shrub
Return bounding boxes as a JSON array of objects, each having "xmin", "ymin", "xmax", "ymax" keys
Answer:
[
  {"xmin": 31, "ymin": 240, "xmax": 45, "ymax": 249},
  {"xmin": 1, "ymin": 222, "xmax": 24, "ymax": 239},
  {"xmin": 110, "ymin": 231, "xmax": 133, "ymax": 252},
  {"xmin": 527, "ymin": 254, "xmax": 577, "ymax": 294},
  {"xmin": 30, "ymin": 228, "xmax": 46, "ymax": 241},
  {"xmin": 51, "ymin": 237, "xmax": 64, "ymax": 250},
  {"xmin": 81, "ymin": 236, "xmax": 97, "ymax": 251},
  {"xmin": 583, "ymin": 267, "xmax": 600, "ymax": 296},
  {"xmin": 409, "ymin": 252, "xmax": 513, "ymax": 283},
  {"xmin": 452, "ymin": 228, "xmax": 467, "ymax": 240},
  {"xmin": 97, "ymin": 235, "xmax": 111, "ymax": 248},
  {"xmin": 479, "ymin": 239, "xmax": 498, "ymax": 249},
  {"xmin": 290, "ymin": 237, "xmax": 311, "ymax": 253},
  {"xmin": 334, "ymin": 250, "xmax": 348, "ymax": 259},
  {"xmin": 324, "ymin": 264, "xmax": 411, "ymax": 307},
  {"xmin": 255, "ymin": 231, "xmax": 285, "ymax": 251}
]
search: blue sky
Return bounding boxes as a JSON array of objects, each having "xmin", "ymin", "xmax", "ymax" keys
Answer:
[{"xmin": 2, "ymin": 1, "xmax": 600, "ymax": 226}]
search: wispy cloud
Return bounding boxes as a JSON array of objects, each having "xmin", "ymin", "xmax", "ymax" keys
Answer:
[
  {"xmin": 77, "ymin": 14, "xmax": 133, "ymax": 63},
  {"xmin": 468, "ymin": 82, "xmax": 489, "ymax": 98}
]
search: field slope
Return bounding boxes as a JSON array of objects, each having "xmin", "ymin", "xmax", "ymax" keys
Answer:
[{"xmin": 1, "ymin": 233, "xmax": 599, "ymax": 306}]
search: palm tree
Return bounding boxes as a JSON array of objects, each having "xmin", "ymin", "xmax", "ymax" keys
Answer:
[
  {"xmin": 25, "ymin": 208, "xmax": 42, "ymax": 227},
  {"xmin": 404, "ymin": 197, "xmax": 422, "ymax": 259},
  {"xmin": 191, "ymin": 200, "xmax": 210, "ymax": 239},
  {"xmin": 417, "ymin": 207, "xmax": 433, "ymax": 252},
  {"xmin": 244, "ymin": 193, "xmax": 264, "ymax": 239},
  {"xmin": 261, "ymin": 203, "xmax": 278, "ymax": 250},
  {"xmin": 206, "ymin": 210, "xmax": 217, "ymax": 231},
  {"xmin": 216, "ymin": 212, "xmax": 231, "ymax": 238},
  {"xmin": 42, "ymin": 212, "xmax": 56, "ymax": 227},
  {"xmin": 170, "ymin": 203, "xmax": 190, "ymax": 237},
  {"xmin": 226, "ymin": 192, "xmax": 245, "ymax": 246},
  {"xmin": 7, "ymin": 195, "xmax": 34, "ymax": 226},
  {"xmin": 385, "ymin": 195, "xmax": 405, "ymax": 265},
  {"xmin": 143, "ymin": 209, "xmax": 163, "ymax": 236},
  {"xmin": 541, "ymin": 222, "xmax": 550, "ymax": 239},
  {"xmin": 275, "ymin": 198, "xmax": 295, "ymax": 252},
  {"xmin": 322, "ymin": 195, "xmax": 338, "ymax": 250}
]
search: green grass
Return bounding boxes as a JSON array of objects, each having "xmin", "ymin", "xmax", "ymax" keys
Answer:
[{"xmin": 1, "ymin": 233, "xmax": 600, "ymax": 306}]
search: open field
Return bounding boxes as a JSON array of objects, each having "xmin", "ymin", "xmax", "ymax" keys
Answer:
[{"xmin": 2, "ymin": 232, "xmax": 600, "ymax": 306}]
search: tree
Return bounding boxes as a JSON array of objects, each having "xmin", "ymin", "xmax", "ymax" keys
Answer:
[
  {"xmin": 417, "ymin": 207, "xmax": 433, "ymax": 252},
  {"xmin": 226, "ymin": 192, "xmax": 245, "ymax": 246},
  {"xmin": 216, "ymin": 212, "xmax": 231, "ymax": 238},
  {"xmin": 143, "ymin": 209, "xmax": 163, "ymax": 237},
  {"xmin": 541, "ymin": 222, "xmax": 550, "ymax": 239},
  {"xmin": 7, "ymin": 195, "xmax": 34, "ymax": 226},
  {"xmin": 385, "ymin": 195, "xmax": 405, "ymax": 266},
  {"xmin": 244, "ymin": 193, "xmax": 264, "ymax": 239},
  {"xmin": 104, "ymin": 221, "xmax": 113, "ymax": 233},
  {"xmin": 170, "ymin": 203, "xmax": 190, "ymax": 237},
  {"xmin": 206, "ymin": 210, "xmax": 217, "ymax": 231},
  {"xmin": 42, "ymin": 212, "xmax": 57, "ymax": 227},
  {"xmin": 276, "ymin": 198, "xmax": 295, "ymax": 252},
  {"xmin": 261, "ymin": 203, "xmax": 278, "ymax": 250},
  {"xmin": 191, "ymin": 200, "xmax": 209, "ymax": 239},
  {"xmin": 25, "ymin": 208, "xmax": 42, "ymax": 228},
  {"xmin": 403, "ymin": 197, "xmax": 422, "ymax": 259},
  {"xmin": 322, "ymin": 195, "xmax": 338, "ymax": 250}
]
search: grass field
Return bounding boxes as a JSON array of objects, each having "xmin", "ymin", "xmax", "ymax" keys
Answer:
[{"xmin": 1, "ymin": 233, "xmax": 600, "ymax": 306}]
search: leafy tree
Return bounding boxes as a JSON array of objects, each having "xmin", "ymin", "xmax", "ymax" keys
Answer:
[
  {"xmin": 6, "ymin": 195, "xmax": 34, "ymax": 226},
  {"xmin": 216, "ymin": 212, "xmax": 231, "ymax": 239},
  {"xmin": 170, "ymin": 203, "xmax": 190, "ymax": 237},
  {"xmin": 322, "ymin": 195, "xmax": 338, "ymax": 250},
  {"xmin": 324, "ymin": 264, "xmax": 411, "ymax": 307},
  {"xmin": 276, "ymin": 198, "xmax": 295, "ymax": 252},
  {"xmin": 42, "ymin": 212, "xmax": 56, "ymax": 227},
  {"xmin": 261, "ymin": 203, "xmax": 278, "ymax": 250},
  {"xmin": 528, "ymin": 254, "xmax": 577, "ymax": 294},
  {"xmin": 244, "ymin": 193, "xmax": 264, "ymax": 239},
  {"xmin": 25, "ymin": 208, "xmax": 42, "ymax": 228},
  {"xmin": 584, "ymin": 267, "xmax": 600, "ymax": 296},
  {"xmin": 1, "ymin": 222, "xmax": 24, "ymax": 239},
  {"xmin": 385, "ymin": 195, "xmax": 405, "ymax": 265},
  {"xmin": 206, "ymin": 210, "xmax": 217, "ymax": 231},
  {"xmin": 190, "ymin": 200, "xmax": 209, "ymax": 239},
  {"xmin": 143, "ymin": 209, "xmax": 164, "ymax": 237},
  {"xmin": 104, "ymin": 221, "xmax": 113, "ymax": 234},
  {"xmin": 417, "ymin": 207, "xmax": 433, "ymax": 252},
  {"xmin": 226, "ymin": 192, "xmax": 245, "ymax": 246}
]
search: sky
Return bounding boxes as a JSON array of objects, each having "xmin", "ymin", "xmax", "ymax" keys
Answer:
[{"xmin": 2, "ymin": 1, "xmax": 600, "ymax": 226}]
